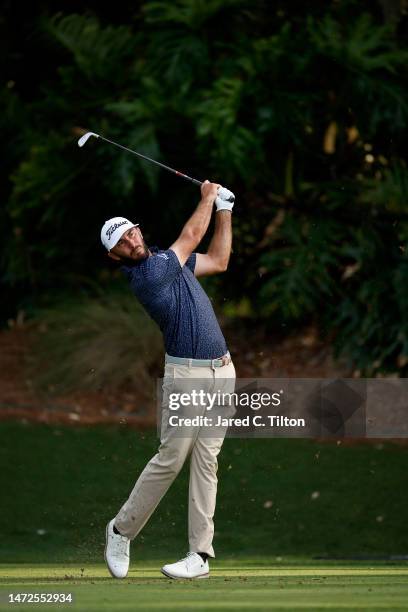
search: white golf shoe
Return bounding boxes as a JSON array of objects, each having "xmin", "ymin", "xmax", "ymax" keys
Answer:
[
  {"xmin": 161, "ymin": 552, "xmax": 209, "ymax": 579},
  {"xmin": 104, "ymin": 519, "xmax": 130, "ymax": 579}
]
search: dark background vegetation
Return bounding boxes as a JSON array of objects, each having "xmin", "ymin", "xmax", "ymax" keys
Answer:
[{"xmin": 1, "ymin": 0, "xmax": 407, "ymax": 380}]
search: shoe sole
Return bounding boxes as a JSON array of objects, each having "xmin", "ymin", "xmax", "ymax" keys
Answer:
[
  {"xmin": 104, "ymin": 521, "xmax": 128, "ymax": 579},
  {"xmin": 160, "ymin": 568, "xmax": 209, "ymax": 580}
]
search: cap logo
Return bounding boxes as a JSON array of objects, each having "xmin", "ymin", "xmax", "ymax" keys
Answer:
[{"xmin": 106, "ymin": 220, "xmax": 128, "ymax": 240}]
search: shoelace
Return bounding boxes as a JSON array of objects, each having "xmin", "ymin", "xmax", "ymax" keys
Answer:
[
  {"xmin": 180, "ymin": 552, "xmax": 201, "ymax": 567},
  {"xmin": 112, "ymin": 533, "xmax": 129, "ymax": 558},
  {"xmin": 178, "ymin": 552, "xmax": 195, "ymax": 561}
]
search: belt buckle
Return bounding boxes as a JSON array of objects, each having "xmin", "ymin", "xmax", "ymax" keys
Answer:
[{"xmin": 211, "ymin": 354, "xmax": 230, "ymax": 368}]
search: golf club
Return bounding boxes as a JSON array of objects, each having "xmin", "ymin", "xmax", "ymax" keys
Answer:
[{"xmin": 78, "ymin": 131, "xmax": 235, "ymax": 203}]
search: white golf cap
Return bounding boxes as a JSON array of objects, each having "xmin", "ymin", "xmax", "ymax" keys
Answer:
[{"xmin": 101, "ymin": 217, "xmax": 139, "ymax": 251}]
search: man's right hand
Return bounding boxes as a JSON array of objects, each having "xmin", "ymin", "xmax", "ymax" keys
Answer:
[
  {"xmin": 170, "ymin": 181, "xmax": 219, "ymax": 267},
  {"xmin": 201, "ymin": 180, "xmax": 220, "ymax": 203}
]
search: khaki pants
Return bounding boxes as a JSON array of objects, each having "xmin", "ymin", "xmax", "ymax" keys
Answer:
[{"xmin": 114, "ymin": 358, "xmax": 236, "ymax": 558}]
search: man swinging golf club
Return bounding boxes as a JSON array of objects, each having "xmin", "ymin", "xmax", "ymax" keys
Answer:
[{"xmin": 102, "ymin": 180, "xmax": 235, "ymax": 579}]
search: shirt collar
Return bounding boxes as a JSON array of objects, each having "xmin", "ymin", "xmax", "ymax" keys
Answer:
[{"xmin": 119, "ymin": 245, "xmax": 159, "ymax": 272}]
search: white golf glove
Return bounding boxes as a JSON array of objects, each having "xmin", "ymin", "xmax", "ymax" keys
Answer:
[{"xmin": 215, "ymin": 186, "xmax": 235, "ymax": 212}]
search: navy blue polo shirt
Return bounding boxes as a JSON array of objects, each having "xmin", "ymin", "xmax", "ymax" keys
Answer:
[{"xmin": 120, "ymin": 247, "xmax": 228, "ymax": 359}]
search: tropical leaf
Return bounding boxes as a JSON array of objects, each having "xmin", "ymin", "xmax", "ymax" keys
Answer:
[
  {"xmin": 308, "ymin": 13, "xmax": 408, "ymax": 74},
  {"xmin": 43, "ymin": 13, "xmax": 137, "ymax": 80},
  {"xmin": 143, "ymin": 0, "xmax": 245, "ymax": 29},
  {"xmin": 258, "ymin": 216, "xmax": 342, "ymax": 319},
  {"xmin": 143, "ymin": 29, "xmax": 209, "ymax": 91}
]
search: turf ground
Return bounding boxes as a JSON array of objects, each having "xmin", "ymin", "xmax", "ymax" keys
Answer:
[
  {"xmin": 1, "ymin": 421, "xmax": 408, "ymax": 610},
  {"xmin": 1, "ymin": 560, "xmax": 408, "ymax": 611}
]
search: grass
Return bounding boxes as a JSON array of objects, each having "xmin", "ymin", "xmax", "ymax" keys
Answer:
[
  {"xmin": 1, "ymin": 421, "xmax": 408, "ymax": 563},
  {"xmin": 1, "ymin": 420, "xmax": 407, "ymax": 609},
  {"xmin": 1, "ymin": 561, "xmax": 408, "ymax": 611}
]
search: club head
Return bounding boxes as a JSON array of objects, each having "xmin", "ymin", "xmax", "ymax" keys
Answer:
[{"xmin": 78, "ymin": 132, "xmax": 100, "ymax": 147}]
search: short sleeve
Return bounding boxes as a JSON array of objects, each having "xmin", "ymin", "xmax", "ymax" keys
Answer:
[
  {"xmin": 185, "ymin": 252, "xmax": 196, "ymax": 273},
  {"xmin": 139, "ymin": 249, "xmax": 182, "ymax": 291}
]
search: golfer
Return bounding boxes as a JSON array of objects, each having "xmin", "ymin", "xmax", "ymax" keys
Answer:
[{"xmin": 102, "ymin": 180, "xmax": 236, "ymax": 579}]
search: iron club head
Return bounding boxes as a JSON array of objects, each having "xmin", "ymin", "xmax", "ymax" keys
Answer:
[{"xmin": 78, "ymin": 132, "xmax": 100, "ymax": 147}]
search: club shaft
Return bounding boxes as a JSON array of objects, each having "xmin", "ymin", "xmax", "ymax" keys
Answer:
[{"xmin": 98, "ymin": 135, "xmax": 202, "ymax": 187}]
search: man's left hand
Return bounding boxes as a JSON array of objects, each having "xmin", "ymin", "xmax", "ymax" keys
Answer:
[{"xmin": 215, "ymin": 186, "xmax": 235, "ymax": 212}]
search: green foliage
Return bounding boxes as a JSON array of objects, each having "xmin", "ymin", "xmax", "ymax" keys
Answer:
[
  {"xmin": 195, "ymin": 77, "xmax": 263, "ymax": 182},
  {"xmin": 2, "ymin": 0, "xmax": 408, "ymax": 376},
  {"xmin": 143, "ymin": 0, "xmax": 244, "ymax": 29},
  {"xmin": 28, "ymin": 294, "xmax": 163, "ymax": 393},
  {"xmin": 104, "ymin": 82, "xmax": 163, "ymax": 193},
  {"xmin": 331, "ymin": 224, "xmax": 408, "ymax": 375},
  {"xmin": 258, "ymin": 215, "xmax": 341, "ymax": 319},
  {"xmin": 307, "ymin": 13, "xmax": 408, "ymax": 135},
  {"xmin": 359, "ymin": 161, "xmax": 408, "ymax": 213},
  {"xmin": 43, "ymin": 13, "xmax": 138, "ymax": 81},
  {"xmin": 308, "ymin": 13, "xmax": 408, "ymax": 73}
]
